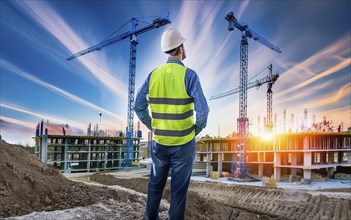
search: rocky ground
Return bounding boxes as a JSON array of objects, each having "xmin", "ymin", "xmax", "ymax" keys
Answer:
[{"xmin": 0, "ymin": 139, "xmax": 350, "ymax": 220}]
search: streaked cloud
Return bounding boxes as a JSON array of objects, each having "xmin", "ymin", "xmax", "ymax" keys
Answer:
[
  {"xmin": 309, "ymin": 83, "xmax": 350, "ymax": 109},
  {"xmin": 276, "ymin": 57, "xmax": 350, "ymax": 99},
  {"xmin": 176, "ymin": 1, "xmax": 229, "ymax": 92},
  {"xmin": 0, "ymin": 59, "xmax": 124, "ymax": 122},
  {"xmin": 0, "ymin": 117, "xmax": 35, "ymax": 145},
  {"xmin": 236, "ymin": 0, "xmax": 250, "ymax": 19},
  {"xmin": 0, "ymin": 102, "xmax": 87, "ymax": 129},
  {"xmin": 14, "ymin": 1, "xmax": 128, "ymax": 98},
  {"xmin": 0, "ymin": 116, "xmax": 35, "ymax": 129},
  {"xmin": 276, "ymin": 34, "xmax": 351, "ymax": 99}
]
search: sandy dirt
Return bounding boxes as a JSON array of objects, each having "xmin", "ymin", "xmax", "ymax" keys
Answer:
[{"xmin": 1, "ymin": 139, "xmax": 350, "ymax": 220}]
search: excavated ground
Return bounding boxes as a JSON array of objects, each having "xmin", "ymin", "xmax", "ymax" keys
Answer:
[
  {"xmin": 90, "ymin": 173, "xmax": 351, "ymax": 220},
  {"xmin": 1, "ymin": 139, "xmax": 350, "ymax": 220}
]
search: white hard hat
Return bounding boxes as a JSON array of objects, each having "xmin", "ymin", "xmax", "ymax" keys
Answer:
[{"xmin": 160, "ymin": 28, "xmax": 186, "ymax": 53}]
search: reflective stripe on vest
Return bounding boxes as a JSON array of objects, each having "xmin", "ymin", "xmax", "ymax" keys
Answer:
[{"xmin": 149, "ymin": 63, "xmax": 195, "ymax": 146}]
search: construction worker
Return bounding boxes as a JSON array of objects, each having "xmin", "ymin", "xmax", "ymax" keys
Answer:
[{"xmin": 134, "ymin": 28, "xmax": 209, "ymax": 220}]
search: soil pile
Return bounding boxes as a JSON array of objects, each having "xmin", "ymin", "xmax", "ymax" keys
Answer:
[{"xmin": 0, "ymin": 140, "xmax": 148, "ymax": 218}]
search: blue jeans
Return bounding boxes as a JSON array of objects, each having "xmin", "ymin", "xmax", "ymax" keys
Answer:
[{"xmin": 146, "ymin": 139, "xmax": 195, "ymax": 220}]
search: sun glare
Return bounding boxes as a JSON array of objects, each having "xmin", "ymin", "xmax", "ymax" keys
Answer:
[{"xmin": 261, "ymin": 133, "xmax": 273, "ymax": 141}]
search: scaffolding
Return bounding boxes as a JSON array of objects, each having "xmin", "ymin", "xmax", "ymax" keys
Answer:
[
  {"xmin": 34, "ymin": 134, "xmax": 141, "ymax": 173},
  {"xmin": 195, "ymin": 132, "xmax": 351, "ymax": 181}
]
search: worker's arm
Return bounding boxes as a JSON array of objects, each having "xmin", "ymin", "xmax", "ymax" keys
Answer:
[
  {"xmin": 134, "ymin": 73, "xmax": 153, "ymax": 131},
  {"xmin": 186, "ymin": 69, "xmax": 210, "ymax": 136}
]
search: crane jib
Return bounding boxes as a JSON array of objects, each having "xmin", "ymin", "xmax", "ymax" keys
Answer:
[{"xmin": 66, "ymin": 17, "xmax": 171, "ymax": 61}]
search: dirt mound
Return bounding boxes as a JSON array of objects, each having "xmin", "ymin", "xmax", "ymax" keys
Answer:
[{"xmin": 0, "ymin": 139, "xmax": 144, "ymax": 218}]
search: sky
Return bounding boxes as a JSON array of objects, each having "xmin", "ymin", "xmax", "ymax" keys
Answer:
[{"xmin": 0, "ymin": 0, "xmax": 350, "ymax": 146}]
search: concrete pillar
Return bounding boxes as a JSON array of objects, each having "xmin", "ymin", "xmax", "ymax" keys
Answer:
[
  {"xmin": 327, "ymin": 167, "xmax": 334, "ymax": 178},
  {"xmin": 328, "ymin": 151, "xmax": 334, "ymax": 164},
  {"xmin": 87, "ymin": 138, "xmax": 91, "ymax": 172},
  {"xmin": 104, "ymin": 144, "xmax": 107, "ymax": 170},
  {"xmin": 291, "ymin": 153, "xmax": 297, "ymax": 165},
  {"xmin": 304, "ymin": 169, "xmax": 311, "ymax": 180},
  {"xmin": 258, "ymin": 164, "xmax": 264, "ymax": 177},
  {"xmin": 218, "ymin": 153, "xmax": 223, "ymax": 176},
  {"xmin": 40, "ymin": 135, "xmax": 48, "ymax": 164},
  {"xmin": 64, "ymin": 138, "xmax": 70, "ymax": 173},
  {"xmin": 304, "ymin": 152, "xmax": 312, "ymax": 166},
  {"xmin": 274, "ymin": 152, "xmax": 281, "ymax": 181},
  {"xmin": 206, "ymin": 142, "xmax": 211, "ymax": 178},
  {"xmin": 274, "ymin": 167, "xmax": 281, "ymax": 181},
  {"xmin": 303, "ymin": 152, "xmax": 312, "ymax": 180},
  {"xmin": 303, "ymin": 135, "xmax": 310, "ymax": 150},
  {"xmin": 274, "ymin": 152, "xmax": 281, "ymax": 165},
  {"xmin": 119, "ymin": 145, "xmax": 122, "ymax": 168},
  {"xmin": 258, "ymin": 152, "xmax": 263, "ymax": 177},
  {"xmin": 348, "ymin": 151, "xmax": 351, "ymax": 163},
  {"xmin": 290, "ymin": 152, "xmax": 297, "ymax": 176}
]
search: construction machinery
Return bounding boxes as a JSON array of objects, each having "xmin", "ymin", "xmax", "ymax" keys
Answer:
[
  {"xmin": 67, "ymin": 16, "xmax": 171, "ymax": 167},
  {"xmin": 214, "ymin": 11, "xmax": 281, "ymax": 179},
  {"xmin": 211, "ymin": 64, "xmax": 278, "ymax": 178}
]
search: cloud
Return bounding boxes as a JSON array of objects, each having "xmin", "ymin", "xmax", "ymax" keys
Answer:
[
  {"xmin": 0, "ymin": 59, "xmax": 124, "ymax": 122},
  {"xmin": 0, "ymin": 116, "xmax": 34, "ymax": 129},
  {"xmin": 308, "ymin": 83, "xmax": 351, "ymax": 109},
  {"xmin": 236, "ymin": 0, "xmax": 250, "ymax": 19},
  {"xmin": 276, "ymin": 57, "xmax": 350, "ymax": 100},
  {"xmin": 275, "ymin": 34, "xmax": 351, "ymax": 99},
  {"xmin": 0, "ymin": 102, "xmax": 87, "ymax": 129},
  {"xmin": 14, "ymin": 1, "xmax": 128, "ymax": 98},
  {"xmin": 174, "ymin": 1, "xmax": 242, "ymax": 96},
  {"xmin": 0, "ymin": 116, "xmax": 35, "ymax": 145}
]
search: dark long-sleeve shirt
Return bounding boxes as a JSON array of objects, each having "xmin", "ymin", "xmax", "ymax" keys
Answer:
[{"xmin": 134, "ymin": 58, "xmax": 209, "ymax": 136}]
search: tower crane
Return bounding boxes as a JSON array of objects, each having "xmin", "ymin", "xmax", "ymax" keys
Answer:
[
  {"xmin": 211, "ymin": 64, "xmax": 278, "ymax": 178},
  {"xmin": 221, "ymin": 12, "xmax": 281, "ymax": 179},
  {"xmin": 210, "ymin": 65, "xmax": 278, "ymax": 101},
  {"xmin": 67, "ymin": 16, "xmax": 171, "ymax": 167}
]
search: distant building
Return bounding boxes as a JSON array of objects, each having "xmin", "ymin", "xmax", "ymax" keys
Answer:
[{"xmin": 196, "ymin": 132, "xmax": 351, "ymax": 181}]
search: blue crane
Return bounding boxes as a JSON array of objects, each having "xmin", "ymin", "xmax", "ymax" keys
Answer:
[
  {"xmin": 211, "ymin": 64, "xmax": 279, "ymax": 179},
  {"xmin": 210, "ymin": 65, "xmax": 278, "ymax": 101},
  {"xmin": 223, "ymin": 12, "xmax": 281, "ymax": 179},
  {"xmin": 67, "ymin": 16, "xmax": 171, "ymax": 167}
]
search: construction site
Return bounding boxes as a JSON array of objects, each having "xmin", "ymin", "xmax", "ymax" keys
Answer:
[{"xmin": 1, "ymin": 8, "xmax": 351, "ymax": 220}]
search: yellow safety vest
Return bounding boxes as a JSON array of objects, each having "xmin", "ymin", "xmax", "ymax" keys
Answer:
[{"xmin": 149, "ymin": 62, "xmax": 195, "ymax": 146}]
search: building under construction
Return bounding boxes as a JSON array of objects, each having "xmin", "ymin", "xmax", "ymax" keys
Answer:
[
  {"xmin": 195, "ymin": 132, "xmax": 351, "ymax": 181},
  {"xmin": 35, "ymin": 134, "xmax": 141, "ymax": 173}
]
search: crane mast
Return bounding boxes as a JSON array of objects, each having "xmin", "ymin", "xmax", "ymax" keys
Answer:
[
  {"xmin": 224, "ymin": 11, "xmax": 281, "ymax": 179},
  {"xmin": 266, "ymin": 64, "xmax": 274, "ymax": 133},
  {"xmin": 67, "ymin": 16, "xmax": 171, "ymax": 167}
]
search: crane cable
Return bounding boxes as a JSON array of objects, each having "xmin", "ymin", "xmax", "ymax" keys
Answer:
[
  {"xmin": 100, "ymin": 14, "xmax": 168, "ymax": 44},
  {"xmin": 248, "ymin": 65, "xmax": 270, "ymax": 83}
]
